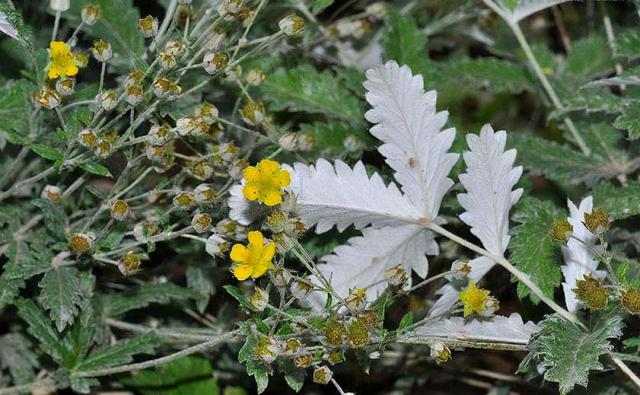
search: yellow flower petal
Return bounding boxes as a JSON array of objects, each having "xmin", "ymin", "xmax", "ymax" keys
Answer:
[
  {"xmin": 274, "ymin": 170, "xmax": 291, "ymax": 187},
  {"xmin": 243, "ymin": 166, "xmax": 259, "ymax": 182},
  {"xmin": 247, "ymin": 230, "xmax": 264, "ymax": 247},
  {"xmin": 66, "ymin": 65, "xmax": 79, "ymax": 77},
  {"xmin": 242, "ymin": 185, "xmax": 260, "ymax": 201},
  {"xmin": 48, "ymin": 68, "xmax": 60, "ymax": 79},
  {"xmin": 257, "ymin": 159, "xmax": 279, "ymax": 174},
  {"xmin": 251, "ymin": 262, "xmax": 271, "ymax": 279},
  {"xmin": 229, "ymin": 244, "xmax": 249, "ymax": 262},
  {"xmin": 261, "ymin": 190, "xmax": 282, "ymax": 206},
  {"xmin": 262, "ymin": 242, "xmax": 276, "ymax": 262},
  {"xmin": 232, "ymin": 263, "xmax": 253, "ymax": 281}
]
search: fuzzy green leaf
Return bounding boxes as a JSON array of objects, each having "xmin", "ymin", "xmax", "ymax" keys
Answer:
[
  {"xmin": 102, "ymin": 283, "xmax": 196, "ymax": 316},
  {"xmin": 262, "ymin": 65, "xmax": 365, "ymax": 128},
  {"xmin": 15, "ymin": 298, "xmax": 72, "ymax": 364},
  {"xmin": 79, "ymin": 161, "xmax": 112, "ymax": 177},
  {"xmin": 524, "ymin": 315, "xmax": 623, "ymax": 394},
  {"xmin": 509, "ymin": 198, "xmax": 564, "ymax": 303},
  {"xmin": 38, "ymin": 266, "xmax": 83, "ymax": 332},
  {"xmin": 0, "ymin": 2, "xmax": 32, "ymax": 49},
  {"xmin": 187, "ymin": 261, "xmax": 216, "ymax": 313},
  {"xmin": 0, "ymin": 80, "xmax": 33, "ymax": 144},
  {"xmin": 382, "ymin": 11, "xmax": 431, "ymax": 81},
  {"xmin": 593, "ymin": 181, "xmax": 640, "ymax": 220},
  {"xmin": 75, "ymin": 332, "xmax": 160, "ymax": 372},
  {"xmin": 437, "ymin": 58, "xmax": 533, "ymax": 94},
  {"xmin": 121, "ymin": 356, "xmax": 220, "ymax": 395},
  {"xmin": 616, "ymin": 27, "xmax": 640, "ymax": 60},
  {"xmin": 562, "ymin": 35, "xmax": 612, "ymax": 79},
  {"xmin": 614, "ymin": 100, "xmax": 640, "ymax": 140},
  {"xmin": 0, "ymin": 334, "xmax": 38, "ymax": 385}
]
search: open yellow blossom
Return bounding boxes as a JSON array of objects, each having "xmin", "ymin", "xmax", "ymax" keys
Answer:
[
  {"xmin": 229, "ymin": 231, "xmax": 275, "ymax": 280},
  {"xmin": 459, "ymin": 280, "xmax": 491, "ymax": 317},
  {"xmin": 242, "ymin": 159, "xmax": 291, "ymax": 206},
  {"xmin": 46, "ymin": 41, "xmax": 79, "ymax": 80}
]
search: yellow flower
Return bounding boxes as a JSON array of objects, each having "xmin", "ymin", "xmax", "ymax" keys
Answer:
[
  {"xmin": 46, "ymin": 41, "xmax": 79, "ymax": 80},
  {"xmin": 242, "ymin": 159, "xmax": 291, "ymax": 206},
  {"xmin": 229, "ymin": 231, "xmax": 275, "ymax": 281},
  {"xmin": 459, "ymin": 280, "xmax": 491, "ymax": 317}
]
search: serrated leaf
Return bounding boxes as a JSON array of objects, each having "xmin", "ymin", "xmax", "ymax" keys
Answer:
[
  {"xmin": 102, "ymin": 283, "xmax": 196, "ymax": 316},
  {"xmin": 262, "ymin": 65, "xmax": 365, "ymax": 128},
  {"xmin": 30, "ymin": 143, "xmax": 63, "ymax": 162},
  {"xmin": 32, "ymin": 198, "xmax": 66, "ymax": 236},
  {"xmin": 75, "ymin": 332, "xmax": 160, "ymax": 371},
  {"xmin": 0, "ymin": 80, "xmax": 34, "ymax": 144},
  {"xmin": 616, "ymin": 27, "xmax": 640, "ymax": 60},
  {"xmin": 246, "ymin": 361, "xmax": 269, "ymax": 394},
  {"xmin": 496, "ymin": 0, "xmax": 570, "ymax": 23},
  {"xmin": 437, "ymin": 58, "xmax": 533, "ymax": 94},
  {"xmin": 121, "ymin": 356, "xmax": 219, "ymax": 395},
  {"xmin": 511, "ymin": 134, "xmax": 624, "ymax": 186},
  {"xmin": 562, "ymin": 35, "xmax": 612, "ymax": 79},
  {"xmin": 67, "ymin": 0, "xmax": 146, "ymax": 69},
  {"xmin": 15, "ymin": 298, "xmax": 72, "ymax": 365},
  {"xmin": 593, "ymin": 181, "xmax": 640, "ymax": 219},
  {"xmin": 382, "ymin": 11, "xmax": 431, "ymax": 81},
  {"xmin": 38, "ymin": 266, "xmax": 83, "ymax": 332},
  {"xmin": 0, "ymin": 334, "xmax": 39, "ymax": 385},
  {"xmin": 525, "ymin": 315, "xmax": 623, "ymax": 394},
  {"xmin": 223, "ymin": 285, "xmax": 252, "ymax": 311},
  {"xmin": 614, "ymin": 100, "xmax": 640, "ymax": 140},
  {"xmin": 509, "ymin": 198, "xmax": 564, "ymax": 303},
  {"xmin": 0, "ymin": 2, "xmax": 32, "ymax": 49},
  {"xmin": 407, "ymin": 313, "xmax": 539, "ymax": 345},
  {"xmin": 3, "ymin": 239, "xmax": 51, "ymax": 281}
]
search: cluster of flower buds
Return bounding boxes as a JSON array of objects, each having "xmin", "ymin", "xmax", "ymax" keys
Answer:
[{"xmin": 278, "ymin": 14, "xmax": 304, "ymax": 37}]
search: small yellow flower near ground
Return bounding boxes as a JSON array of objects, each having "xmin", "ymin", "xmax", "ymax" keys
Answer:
[
  {"xmin": 459, "ymin": 280, "xmax": 491, "ymax": 317},
  {"xmin": 46, "ymin": 41, "xmax": 79, "ymax": 80},
  {"xmin": 242, "ymin": 159, "xmax": 291, "ymax": 206},
  {"xmin": 229, "ymin": 230, "xmax": 275, "ymax": 280}
]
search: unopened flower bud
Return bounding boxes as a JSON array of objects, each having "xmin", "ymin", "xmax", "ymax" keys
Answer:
[
  {"xmin": 96, "ymin": 89, "xmax": 117, "ymax": 111},
  {"xmin": 249, "ymin": 286, "xmax": 269, "ymax": 312},
  {"xmin": 290, "ymin": 279, "xmax": 312, "ymax": 300},
  {"xmin": 430, "ymin": 342, "xmax": 451, "ymax": 364},
  {"xmin": 279, "ymin": 14, "xmax": 304, "ymax": 37},
  {"xmin": 551, "ymin": 218, "xmax": 573, "ymax": 243},
  {"xmin": 81, "ymin": 4, "xmax": 102, "ymax": 25},
  {"xmin": 313, "ymin": 366, "xmax": 333, "ymax": 385},
  {"xmin": 324, "ymin": 320, "xmax": 345, "ymax": 346},
  {"xmin": 481, "ymin": 296, "xmax": 500, "ymax": 317},
  {"xmin": 216, "ymin": 218, "xmax": 238, "ymax": 235},
  {"xmin": 279, "ymin": 132, "xmax": 298, "ymax": 151},
  {"xmin": 246, "ymin": 68, "xmax": 265, "ymax": 86},
  {"xmin": 294, "ymin": 353, "xmax": 313, "ymax": 368},
  {"xmin": 345, "ymin": 288, "xmax": 367, "ymax": 311},
  {"xmin": 125, "ymin": 70, "xmax": 144, "ymax": 88},
  {"xmin": 253, "ymin": 336, "xmax": 278, "ymax": 363},
  {"xmin": 111, "ymin": 200, "xmax": 129, "ymax": 221},
  {"xmin": 203, "ymin": 52, "xmax": 229, "ymax": 74},
  {"xmin": 147, "ymin": 124, "xmax": 172, "ymax": 146},
  {"xmin": 55, "ymin": 78, "xmax": 75, "ymax": 96},
  {"xmin": 93, "ymin": 139, "xmax": 111, "ymax": 159},
  {"xmin": 219, "ymin": 0, "xmax": 243, "ymax": 16},
  {"xmin": 241, "ymin": 100, "xmax": 266, "ymax": 125},
  {"xmin": 271, "ymin": 266, "xmax": 291, "ymax": 287},
  {"xmin": 125, "ymin": 84, "xmax": 144, "ymax": 106},
  {"xmin": 385, "ymin": 265, "xmax": 408, "ymax": 287},
  {"xmin": 164, "ymin": 40, "xmax": 185, "ymax": 56},
  {"xmin": 449, "ymin": 260, "xmax": 471, "ymax": 281},
  {"xmin": 133, "ymin": 221, "xmax": 158, "ymax": 242},
  {"xmin": 283, "ymin": 338, "xmax": 301, "ymax": 355},
  {"xmin": 584, "ymin": 208, "xmax": 610, "ymax": 236},
  {"xmin": 191, "ymin": 212, "xmax": 213, "ymax": 233},
  {"xmin": 195, "ymin": 102, "xmax": 219, "ymax": 124},
  {"xmin": 68, "ymin": 233, "xmax": 93, "ymax": 254},
  {"xmin": 78, "ymin": 129, "xmax": 97, "ymax": 147},
  {"xmin": 189, "ymin": 161, "xmax": 214, "ymax": 180},
  {"xmin": 157, "ymin": 52, "xmax": 176, "ymax": 70},
  {"xmin": 194, "ymin": 184, "xmax": 216, "ymax": 204},
  {"xmin": 205, "ymin": 234, "xmax": 227, "ymax": 255},
  {"xmin": 218, "ymin": 142, "xmax": 239, "ymax": 162},
  {"xmin": 91, "ymin": 39, "xmax": 112, "ymax": 62},
  {"xmin": 298, "ymin": 133, "xmax": 315, "ymax": 152},
  {"xmin": 137, "ymin": 15, "xmax": 158, "ymax": 38},
  {"xmin": 42, "ymin": 185, "xmax": 62, "ymax": 202},
  {"xmin": 118, "ymin": 251, "xmax": 142, "ymax": 275},
  {"xmin": 173, "ymin": 192, "xmax": 195, "ymax": 209},
  {"xmin": 621, "ymin": 288, "xmax": 640, "ymax": 315},
  {"xmin": 573, "ymin": 274, "xmax": 608, "ymax": 310},
  {"xmin": 50, "ymin": 0, "xmax": 69, "ymax": 12}
]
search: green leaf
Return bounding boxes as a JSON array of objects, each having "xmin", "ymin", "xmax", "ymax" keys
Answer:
[
  {"xmin": 382, "ymin": 11, "xmax": 431, "ymax": 81},
  {"xmin": 15, "ymin": 298, "xmax": 73, "ymax": 365},
  {"xmin": 616, "ymin": 27, "xmax": 640, "ymax": 60},
  {"xmin": 223, "ymin": 285, "xmax": 252, "ymax": 311},
  {"xmin": 262, "ymin": 65, "xmax": 365, "ymax": 128},
  {"xmin": 3, "ymin": 239, "xmax": 51, "ymax": 281},
  {"xmin": 311, "ymin": 0, "xmax": 334, "ymax": 12},
  {"xmin": 300, "ymin": 121, "xmax": 369, "ymax": 155},
  {"xmin": 67, "ymin": 0, "xmax": 146, "ymax": 69},
  {"xmin": 38, "ymin": 266, "xmax": 84, "ymax": 332},
  {"xmin": 562, "ymin": 35, "xmax": 612, "ymax": 79},
  {"xmin": 509, "ymin": 198, "xmax": 564, "ymax": 303},
  {"xmin": 75, "ymin": 332, "xmax": 160, "ymax": 371},
  {"xmin": 30, "ymin": 143, "xmax": 64, "ymax": 162},
  {"xmin": 398, "ymin": 312, "xmax": 414, "ymax": 330},
  {"xmin": 511, "ymin": 134, "xmax": 624, "ymax": 186},
  {"xmin": 614, "ymin": 100, "xmax": 640, "ymax": 140},
  {"xmin": 121, "ymin": 356, "xmax": 220, "ymax": 395},
  {"xmin": 32, "ymin": 198, "xmax": 66, "ymax": 236},
  {"xmin": 187, "ymin": 261, "xmax": 216, "ymax": 313},
  {"xmin": 524, "ymin": 315, "xmax": 624, "ymax": 394},
  {"xmin": 0, "ymin": 334, "xmax": 39, "ymax": 385},
  {"xmin": 0, "ymin": 80, "xmax": 34, "ymax": 145},
  {"xmin": 246, "ymin": 361, "xmax": 269, "ymax": 394},
  {"xmin": 0, "ymin": 274, "xmax": 23, "ymax": 310},
  {"xmin": 437, "ymin": 58, "xmax": 533, "ymax": 94},
  {"xmin": 593, "ymin": 181, "xmax": 640, "ymax": 220},
  {"xmin": 102, "ymin": 283, "xmax": 196, "ymax": 316},
  {"xmin": 79, "ymin": 161, "xmax": 112, "ymax": 177},
  {"xmin": 0, "ymin": 2, "xmax": 32, "ymax": 49}
]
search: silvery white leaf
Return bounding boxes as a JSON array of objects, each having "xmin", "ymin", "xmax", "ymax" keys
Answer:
[
  {"xmin": 292, "ymin": 159, "xmax": 419, "ymax": 233},
  {"xmin": 364, "ymin": 60, "xmax": 458, "ymax": 219},
  {"xmin": 405, "ymin": 313, "xmax": 539, "ymax": 345},
  {"xmin": 307, "ymin": 224, "xmax": 437, "ymax": 309},
  {"xmin": 500, "ymin": 0, "xmax": 571, "ymax": 23},
  {"xmin": 430, "ymin": 125, "xmax": 522, "ymax": 316}
]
